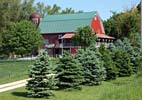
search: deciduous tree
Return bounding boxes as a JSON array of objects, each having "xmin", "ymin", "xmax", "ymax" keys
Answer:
[
  {"xmin": 2, "ymin": 20, "xmax": 43, "ymax": 57},
  {"xmin": 72, "ymin": 26, "xmax": 96, "ymax": 50}
]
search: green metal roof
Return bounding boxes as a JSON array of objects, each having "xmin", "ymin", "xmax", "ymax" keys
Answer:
[{"xmin": 39, "ymin": 11, "xmax": 97, "ymax": 34}]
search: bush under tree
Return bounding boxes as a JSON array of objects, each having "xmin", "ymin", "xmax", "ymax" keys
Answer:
[
  {"xmin": 55, "ymin": 51, "xmax": 84, "ymax": 90},
  {"xmin": 26, "ymin": 51, "xmax": 54, "ymax": 98}
]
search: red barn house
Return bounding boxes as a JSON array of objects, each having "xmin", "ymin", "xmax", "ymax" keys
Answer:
[{"xmin": 30, "ymin": 11, "xmax": 114, "ymax": 57}]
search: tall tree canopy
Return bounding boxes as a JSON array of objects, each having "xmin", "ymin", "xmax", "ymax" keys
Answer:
[
  {"xmin": 2, "ymin": 20, "xmax": 43, "ymax": 57},
  {"xmin": 0, "ymin": 0, "xmax": 35, "ymax": 47},
  {"xmin": 61, "ymin": 8, "xmax": 75, "ymax": 14},
  {"xmin": 104, "ymin": 6, "xmax": 140, "ymax": 40},
  {"xmin": 34, "ymin": 2, "xmax": 82, "ymax": 17}
]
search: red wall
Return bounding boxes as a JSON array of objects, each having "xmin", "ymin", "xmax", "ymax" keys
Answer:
[
  {"xmin": 91, "ymin": 15, "xmax": 104, "ymax": 34},
  {"xmin": 70, "ymin": 48, "xmax": 78, "ymax": 54},
  {"xmin": 42, "ymin": 34, "xmax": 65, "ymax": 46}
]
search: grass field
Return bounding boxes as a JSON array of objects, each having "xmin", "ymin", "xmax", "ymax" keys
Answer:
[
  {"xmin": 0, "ymin": 59, "xmax": 58, "ymax": 85},
  {"xmin": 0, "ymin": 75, "xmax": 142, "ymax": 100},
  {"xmin": 0, "ymin": 60, "xmax": 34, "ymax": 85}
]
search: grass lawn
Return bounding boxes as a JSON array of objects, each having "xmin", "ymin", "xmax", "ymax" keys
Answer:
[
  {"xmin": 0, "ymin": 59, "xmax": 58, "ymax": 85},
  {"xmin": 0, "ymin": 75, "xmax": 142, "ymax": 100},
  {"xmin": 0, "ymin": 60, "xmax": 34, "ymax": 85}
]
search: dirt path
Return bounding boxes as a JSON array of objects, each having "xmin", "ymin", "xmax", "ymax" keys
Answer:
[
  {"xmin": 0, "ymin": 74, "xmax": 55, "ymax": 93},
  {"xmin": 0, "ymin": 79, "xmax": 29, "ymax": 93}
]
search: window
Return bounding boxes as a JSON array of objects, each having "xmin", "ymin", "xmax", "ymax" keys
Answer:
[
  {"xmin": 44, "ymin": 39, "xmax": 49, "ymax": 45},
  {"xmin": 58, "ymin": 34, "xmax": 62, "ymax": 39}
]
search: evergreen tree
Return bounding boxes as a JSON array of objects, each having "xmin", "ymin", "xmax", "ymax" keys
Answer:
[
  {"xmin": 114, "ymin": 38, "xmax": 139, "ymax": 73},
  {"xmin": 76, "ymin": 47, "xmax": 106, "ymax": 85},
  {"xmin": 112, "ymin": 50, "xmax": 132, "ymax": 77},
  {"xmin": 74, "ymin": 49, "xmax": 85, "ymax": 62},
  {"xmin": 26, "ymin": 51, "xmax": 54, "ymax": 98},
  {"xmin": 88, "ymin": 43, "xmax": 102, "ymax": 58},
  {"xmin": 134, "ymin": 50, "xmax": 142, "ymax": 76},
  {"xmin": 108, "ymin": 43, "xmax": 116, "ymax": 52},
  {"xmin": 99, "ymin": 45, "xmax": 117, "ymax": 80},
  {"xmin": 55, "ymin": 51, "xmax": 83, "ymax": 90}
]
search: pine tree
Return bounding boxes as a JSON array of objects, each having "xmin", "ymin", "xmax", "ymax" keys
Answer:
[
  {"xmin": 77, "ymin": 48, "xmax": 106, "ymax": 85},
  {"xmin": 26, "ymin": 51, "xmax": 54, "ymax": 98},
  {"xmin": 135, "ymin": 50, "xmax": 142, "ymax": 76},
  {"xmin": 74, "ymin": 49, "xmax": 85, "ymax": 62},
  {"xmin": 55, "ymin": 51, "xmax": 83, "ymax": 90},
  {"xmin": 113, "ymin": 50, "xmax": 132, "ymax": 77},
  {"xmin": 99, "ymin": 45, "xmax": 117, "ymax": 80},
  {"xmin": 114, "ymin": 38, "xmax": 140, "ymax": 73}
]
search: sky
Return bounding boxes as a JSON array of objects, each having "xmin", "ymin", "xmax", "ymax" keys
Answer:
[{"xmin": 34, "ymin": 0, "xmax": 140, "ymax": 20}]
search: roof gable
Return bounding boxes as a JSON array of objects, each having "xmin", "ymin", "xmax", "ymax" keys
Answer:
[{"xmin": 39, "ymin": 11, "xmax": 97, "ymax": 34}]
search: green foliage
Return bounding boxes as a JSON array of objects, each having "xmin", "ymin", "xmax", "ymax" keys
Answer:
[
  {"xmin": 61, "ymin": 8, "xmax": 75, "ymax": 14},
  {"xmin": 72, "ymin": 26, "xmax": 96, "ymax": 49},
  {"xmin": 129, "ymin": 32, "xmax": 141, "ymax": 47},
  {"xmin": 0, "ymin": 0, "xmax": 35, "ymax": 54},
  {"xmin": 35, "ymin": 3, "xmax": 61, "ymax": 16},
  {"xmin": 88, "ymin": 43, "xmax": 102, "ymax": 58},
  {"xmin": 74, "ymin": 49, "xmax": 85, "ymax": 62},
  {"xmin": 2, "ymin": 20, "xmax": 43, "ymax": 56},
  {"xmin": 112, "ymin": 50, "xmax": 132, "ymax": 77},
  {"xmin": 26, "ymin": 51, "xmax": 54, "ymax": 98},
  {"xmin": 0, "ymin": 33, "xmax": 2, "ymax": 47},
  {"xmin": 107, "ymin": 43, "xmax": 116, "ymax": 52},
  {"xmin": 55, "ymin": 51, "xmax": 83, "ymax": 90},
  {"xmin": 114, "ymin": 38, "xmax": 140, "ymax": 73},
  {"xmin": 35, "ymin": 2, "xmax": 82, "ymax": 17},
  {"xmin": 76, "ymin": 46, "xmax": 106, "ymax": 85},
  {"xmin": 35, "ymin": 2, "xmax": 80, "ymax": 17},
  {"xmin": 114, "ymin": 38, "xmax": 134, "ymax": 53},
  {"xmin": 0, "ymin": 0, "xmax": 34, "ymax": 31},
  {"xmin": 137, "ymin": 2, "xmax": 140, "ymax": 13},
  {"xmin": 135, "ymin": 50, "xmax": 142, "ymax": 76},
  {"xmin": 99, "ymin": 45, "xmax": 117, "ymax": 80},
  {"xmin": 104, "ymin": 7, "xmax": 140, "ymax": 39}
]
